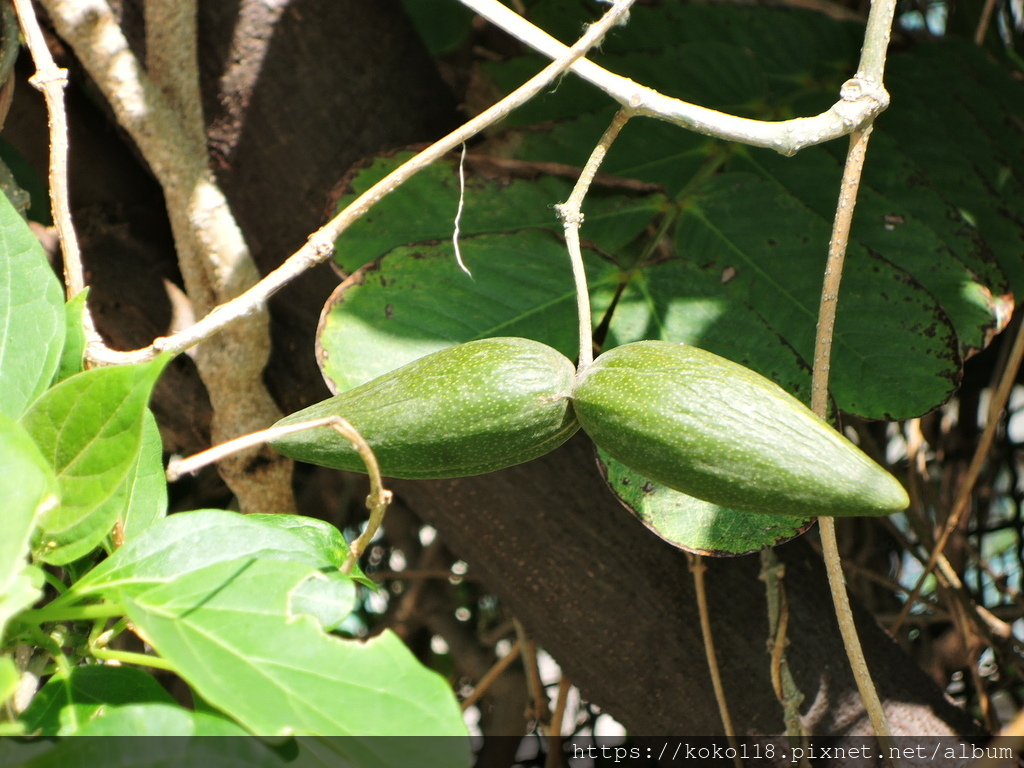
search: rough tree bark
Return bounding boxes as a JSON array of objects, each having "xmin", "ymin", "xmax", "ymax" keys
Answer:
[{"xmin": 392, "ymin": 436, "xmax": 981, "ymax": 758}]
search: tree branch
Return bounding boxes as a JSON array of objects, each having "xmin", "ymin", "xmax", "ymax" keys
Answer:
[{"xmin": 458, "ymin": 0, "xmax": 889, "ymax": 155}]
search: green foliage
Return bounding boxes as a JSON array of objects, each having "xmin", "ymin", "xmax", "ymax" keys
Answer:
[
  {"xmin": 0, "ymin": 193, "xmax": 468, "ymax": 754},
  {"xmin": 322, "ymin": 4, "xmax": 1024, "ymax": 554},
  {"xmin": 0, "ymin": 188, "xmax": 64, "ymax": 420}
]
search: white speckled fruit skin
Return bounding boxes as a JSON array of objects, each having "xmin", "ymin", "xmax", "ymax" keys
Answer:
[
  {"xmin": 570, "ymin": 341, "xmax": 909, "ymax": 518},
  {"xmin": 271, "ymin": 338, "xmax": 579, "ymax": 478}
]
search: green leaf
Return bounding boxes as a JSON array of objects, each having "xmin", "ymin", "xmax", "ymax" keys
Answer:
[
  {"xmin": 2, "ymin": 727, "xmax": 362, "ymax": 767},
  {"xmin": 332, "ymin": 152, "xmax": 664, "ymax": 274},
  {"xmin": 741, "ymin": 144, "xmax": 1012, "ymax": 360},
  {"xmin": 72, "ymin": 510, "xmax": 345, "ymax": 599},
  {"xmin": 53, "ymin": 290, "xmax": 89, "ymax": 384},
  {"xmin": 0, "ymin": 414, "xmax": 57, "ymax": 641},
  {"xmin": 122, "ymin": 558, "xmax": 469, "ymax": 760},
  {"xmin": 0, "ymin": 656, "xmax": 18, "ymax": 708},
  {"xmin": 18, "ymin": 664, "xmax": 177, "ymax": 736},
  {"xmin": 605, "ymin": 258, "xmax": 818, "ymax": 404},
  {"xmin": 677, "ymin": 173, "xmax": 960, "ymax": 419},
  {"xmin": 119, "ymin": 410, "xmax": 167, "ymax": 542},
  {"xmin": 73, "ymin": 704, "xmax": 251, "ymax": 736},
  {"xmin": 597, "ymin": 448, "xmax": 813, "ymax": 556},
  {"xmin": 20, "ymin": 357, "xmax": 168, "ymax": 564},
  {"xmin": 9, "ymin": 709, "xmax": 272, "ymax": 766},
  {"xmin": 880, "ymin": 43, "xmax": 1024, "ymax": 293},
  {"xmin": 398, "ymin": 0, "xmax": 474, "ymax": 55},
  {"xmin": 287, "ymin": 568, "xmax": 356, "ymax": 632},
  {"xmin": 319, "ymin": 231, "xmax": 619, "ymax": 392},
  {"xmin": 246, "ymin": 514, "xmax": 372, "ymax": 588},
  {"xmin": 0, "ymin": 189, "xmax": 64, "ymax": 420}
]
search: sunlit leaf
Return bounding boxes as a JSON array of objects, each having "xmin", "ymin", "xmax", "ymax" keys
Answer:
[
  {"xmin": 123, "ymin": 558, "xmax": 469, "ymax": 764},
  {"xmin": 20, "ymin": 357, "xmax": 168, "ymax": 564},
  {"xmin": 0, "ymin": 189, "xmax": 64, "ymax": 419}
]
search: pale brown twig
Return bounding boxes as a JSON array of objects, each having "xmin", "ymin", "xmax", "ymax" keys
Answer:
[{"xmin": 689, "ymin": 554, "xmax": 742, "ymax": 767}]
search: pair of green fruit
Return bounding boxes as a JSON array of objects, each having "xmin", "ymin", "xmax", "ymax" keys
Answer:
[{"xmin": 271, "ymin": 337, "xmax": 909, "ymax": 519}]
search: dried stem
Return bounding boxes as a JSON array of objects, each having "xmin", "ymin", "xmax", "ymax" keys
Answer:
[
  {"xmin": 460, "ymin": 637, "xmax": 523, "ymax": 712},
  {"xmin": 807, "ymin": 0, "xmax": 898, "ymax": 747},
  {"xmin": 459, "ymin": 0, "xmax": 888, "ymax": 155},
  {"xmin": 74, "ymin": 0, "xmax": 636, "ymax": 368},
  {"xmin": 759, "ymin": 549, "xmax": 809, "ymax": 761},
  {"xmin": 555, "ymin": 109, "xmax": 632, "ymax": 368},
  {"xmin": 892, "ymin": 315, "xmax": 1024, "ymax": 634},
  {"xmin": 546, "ymin": 676, "xmax": 573, "ymax": 768},
  {"xmin": 688, "ymin": 554, "xmax": 741, "ymax": 765},
  {"xmin": 11, "ymin": 0, "xmax": 82, "ymax": 297},
  {"xmin": 166, "ymin": 417, "xmax": 391, "ymax": 575},
  {"xmin": 515, "ymin": 619, "xmax": 552, "ymax": 726},
  {"xmin": 41, "ymin": 0, "xmax": 293, "ymax": 512}
]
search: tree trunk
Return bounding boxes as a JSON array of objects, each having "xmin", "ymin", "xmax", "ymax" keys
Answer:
[{"xmin": 391, "ymin": 434, "xmax": 980, "ymax": 752}]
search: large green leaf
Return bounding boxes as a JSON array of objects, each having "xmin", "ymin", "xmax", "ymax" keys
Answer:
[
  {"xmin": 122, "ymin": 558, "xmax": 469, "ymax": 764},
  {"xmin": 0, "ymin": 414, "xmax": 57, "ymax": 641},
  {"xmin": 879, "ymin": 41, "xmax": 1024, "ymax": 293},
  {"xmin": 18, "ymin": 664, "xmax": 177, "ymax": 736},
  {"xmin": 0, "ymin": 189, "xmax": 64, "ymax": 419},
  {"xmin": 19, "ymin": 357, "xmax": 168, "ymax": 564},
  {"xmin": 742, "ymin": 145, "xmax": 1012, "ymax": 360},
  {"xmin": 473, "ymin": 4, "xmax": 1023, "ymax": 420},
  {"xmin": 72, "ymin": 509, "xmax": 344, "ymax": 599},
  {"xmin": 9, "ymin": 709, "xmax": 275, "ymax": 767},
  {"xmin": 676, "ymin": 172, "xmax": 961, "ymax": 418},
  {"xmin": 333, "ymin": 152, "xmax": 664, "ymax": 275},
  {"xmin": 319, "ymin": 231, "xmax": 620, "ymax": 392},
  {"xmin": 70, "ymin": 704, "xmax": 250, "ymax": 736}
]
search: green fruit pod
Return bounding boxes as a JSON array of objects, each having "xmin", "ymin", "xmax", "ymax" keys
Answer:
[
  {"xmin": 271, "ymin": 337, "xmax": 579, "ymax": 478},
  {"xmin": 570, "ymin": 341, "xmax": 909, "ymax": 518}
]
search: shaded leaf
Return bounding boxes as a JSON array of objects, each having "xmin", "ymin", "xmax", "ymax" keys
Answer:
[
  {"xmin": 742, "ymin": 145, "xmax": 1012, "ymax": 360},
  {"xmin": 318, "ymin": 232, "xmax": 619, "ymax": 392},
  {"xmin": 18, "ymin": 665, "xmax": 176, "ymax": 736},
  {"xmin": 597, "ymin": 448, "xmax": 813, "ymax": 556}
]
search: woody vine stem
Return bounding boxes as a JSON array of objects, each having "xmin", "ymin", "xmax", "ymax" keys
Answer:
[{"xmin": 810, "ymin": 0, "xmax": 898, "ymax": 752}]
